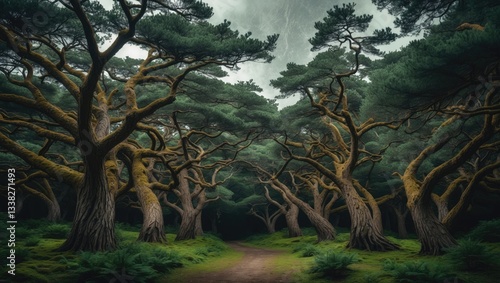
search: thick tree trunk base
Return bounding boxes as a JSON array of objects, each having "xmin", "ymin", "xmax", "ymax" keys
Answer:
[
  {"xmin": 175, "ymin": 212, "xmax": 198, "ymax": 241},
  {"xmin": 285, "ymin": 206, "xmax": 302, "ymax": 237},
  {"xmin": 410, "ymin": 204, "xmax": 457, "ymax": 255},
  {"xmin": 347, "ymin": 227, "xmax": 400, "ymax": 251},
  {"xmin": 138, "ymin": 225, "xmax": 167, "ymax": 243},
  {"xmin": 58, "ymin": 160, "xmax": 117, "ymax": 252},
  {"xmin": 343, "ymin": 184, "xmax": 399, "ymax": 251}
]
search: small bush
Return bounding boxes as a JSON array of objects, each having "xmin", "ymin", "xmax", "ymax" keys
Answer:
[
  {"xmin": 299, "ymin": 244, "xmax": 321, "ymax": 257},
  {"xmin": 309, "ymin": 251, "xmax": 359, "ymax": 278},
  {"xmin": 15, "ymin": 247, "xmax": 31, "ymax": 263},
  {"xmin": 15, "ymin": 227, "xmax": 32, "ymax": 239},
  {"xmin": 138, "ymin": 248, "xmax": 183, "ymax": 273},
  {"xmin": 24, "ymin": 236, "xmax": 41, "ymax": 247},
  {"xmin": 445, "ymin": 238, "xmax": 497, "ymax": 271},
  {"xmin": 41, "ymin": 224, "xmax": 70, "ymax": 239},
  {"xmin": 383, "ymin": 259, "xmax": 455, "ymax": 283},
  {"xmin": 466, "ymin": 219, "xmax": 500, "ymax": 242},
  {"xmin": 71, "ymin": 244, "xmax": 183, "ymax": 283}
]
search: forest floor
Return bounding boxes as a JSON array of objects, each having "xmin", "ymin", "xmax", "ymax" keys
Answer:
[{"xmin": 164, "ymin": 241, "xmax": 295, "ymax": 283}]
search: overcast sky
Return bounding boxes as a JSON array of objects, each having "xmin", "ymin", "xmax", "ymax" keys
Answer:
[{"xmin": 101, "ymin": 0, "xmax": 415, "ymax": 108}]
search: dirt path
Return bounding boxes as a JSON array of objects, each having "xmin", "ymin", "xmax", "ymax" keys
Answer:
[{"xmin": 181, "ymin": 242, "xmax": 293, "ymax": 283}]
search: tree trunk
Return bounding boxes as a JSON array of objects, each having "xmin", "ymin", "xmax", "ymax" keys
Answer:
[
  {"xmin": 175, "ymin": 169, "xmax": 201, "ymax": 241},
  {"xmin": 58, "ymin": 156, "xmax": 116, "ymax": 251},
  {"xmin": 195, "ymin": 212, "xmax": 204, "ymax": 236},
  {"xmin": 408, "ymin": 198, "xmax": 457, "ymax": 255},
  {"xmin": 176, "ymin": 208, "xmax": 198, "ymax": 240},
  {"xmin": 133, "ymin": 156, "xmax": 166, "ymax": 243},
  {"xmin": 394, "ymin": 208, "xmax": 409, "ymax": 239},
  {"xmin": 284, "ymin": 203, "xmax": 302, "ymax": 237},
  {"xmin": 136, "ymin": 185, "xmax": 166, "ymax": 242},
  {"xmin": 279, "ymin": 185, "xmax": 334, "ymax": 241},
  {"xmin": 210, "ymin": 214, "xmax": 218, "ymax": 234},
  {"xmin": 342, "ymin": 182, "xmax": 399, "ymax": 251},
  {"xmin": 46, "ymin": 198, "xmax": 61, "ymax": 222},
  {"xmin": 266, "ymin": 222, "xmax": 277, "ymax": 234},
  {"xmin": 432, "ymin": 194, "xmax": 449, "ymax": 222}
]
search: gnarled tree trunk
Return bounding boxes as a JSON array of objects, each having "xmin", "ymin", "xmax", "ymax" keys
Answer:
[
  {"xmin": 59, "ymin": 155, "xmax": 116, "ymax": 251},
  {"xmin": 195, "ymin": 212, "xmax": 204, "ymax": 236},
  {"xmin": 133, "ymin": 156, "xmax": 166, "ymax": 243},
  {"xmin": 342, "ymin": 182, "xmax": 399, "ymax": 251},
  {"xmin": 284, "ymin": 203, "xmax": 302, "ymax": 237},
  {"xmin": 272, "ymin": 181, "xmax": 335, "ymax": 241},
  {"xmin": 408, "ymin": 197, "xmax": 457, "ymax": 255}
]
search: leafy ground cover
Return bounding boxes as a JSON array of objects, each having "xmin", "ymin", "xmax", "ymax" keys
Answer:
[
  {"xmin": 244, "ymin": 227, "xmax": 500, "ymax": 283},
  {"xmin": 4, "ymin": 221, "xmax": 500, "ymax": 283},
  {"xmin": 3, "ymin": 221, "xmax": 231, "ymax": 283}
]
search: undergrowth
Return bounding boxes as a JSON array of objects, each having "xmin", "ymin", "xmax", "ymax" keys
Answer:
[
  {"xmin": 445, "ymin": 238, "xmax": 498, "ymax": 271},
  {"xmin": 309, "ymin": 251, "xmax": 359, "ymax": 278},
  {"xmin": 66, "ymin": 243, "xmax": 183, "ymax": 283}
]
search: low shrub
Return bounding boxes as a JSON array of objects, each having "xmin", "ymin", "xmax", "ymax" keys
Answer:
[
  {"xmin": 383, "ymin": 259, "xmax": 456, "ymax": 283},
  {"xmin": 15, "ymin": 247, "xmax": 31, "ymax": 263},
  {"xmin": 24, "ymin": 236, "xmax": 41, "ymax": 247},
  {"xmin": 466, "ymin": 219, "xmax": 500, "ymax": 242},
  {"xmin": 445, "ymin": 238, "xmax": 497, "ymax": 271},
  {"xmin": 41, "ymin": 224, "xmax": 70, "ymax": 239},
  {"xmin": 70, "ymin": 244, "xmax": 183, "ymax": 283},
  {"xmin": 298, "ymin": 244, "xmax": 321, "ymax": 257},
  {"xmin": 309, "ymin": 251, "xmax": 359, "ymax": 278},
  {"xmin": 14, "ymin": 227, "xmax": 32, "ymax": 239}
]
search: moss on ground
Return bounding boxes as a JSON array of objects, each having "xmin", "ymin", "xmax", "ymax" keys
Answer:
[
  {"xmin": 9, "ymin": 222, "xmax": 231, "ymax": 283},
  {"xmin": 244, "ymin": 229, "xmax": 500, "ymax": 283}
]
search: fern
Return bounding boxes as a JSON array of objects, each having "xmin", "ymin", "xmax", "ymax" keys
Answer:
[
  {"xmin": 445, "ymin": 238, "xmax": 498, "ymax": 271},
  {"xmin": 383, "ymin": 259, "xmax": 456, "ymax": 283},
  {"xmin": 309, "ymin": 251, "xmax": 359, "ymax": 278}
]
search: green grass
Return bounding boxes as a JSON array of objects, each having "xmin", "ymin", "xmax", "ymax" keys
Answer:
[
  {"xmin": 10, "ymin": 222, "xmax": 232, "ymax": 283},
  {"xmin": 8, "ymin": 223, "xmax": 500, "ymax": 283},
  {"xmin": 244, "ymin": 229, "xmax": 500, "ymax": 283}
]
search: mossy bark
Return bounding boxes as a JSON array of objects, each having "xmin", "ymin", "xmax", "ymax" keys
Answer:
[{"xmin": 133, "ymin": 156, "xmax": 166, "ymax": 243}]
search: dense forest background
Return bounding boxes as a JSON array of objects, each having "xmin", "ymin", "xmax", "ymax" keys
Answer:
[{"xmin": 0, "ymin": 0, "xmax": 499, "ymax": 282}]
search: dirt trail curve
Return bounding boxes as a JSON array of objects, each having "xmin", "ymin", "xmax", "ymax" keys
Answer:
[{"xmin": 181, "ymin": 242, "xmax": 294, "ymax": 283}]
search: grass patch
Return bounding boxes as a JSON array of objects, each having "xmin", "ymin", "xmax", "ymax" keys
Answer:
[
  {"xmin": 309, "ymin": 251, "xmax": 360, "ymax": 279},
  {"xmin": 243, "ymin": 229, "xmax": 500, "ymax": 283},
  {"xmin": 10, "ymin": 225, "xmax": 229, "ymax": 283}
]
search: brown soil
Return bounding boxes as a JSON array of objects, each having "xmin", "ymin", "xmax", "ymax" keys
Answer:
[{"xmin": 181, "ymin": 242, "xmax": 294, "ymax": 283}]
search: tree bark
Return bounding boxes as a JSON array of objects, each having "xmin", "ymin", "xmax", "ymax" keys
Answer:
[
  {"xmin": 392, "ymin": 205, "xmax": 409, "ymax": 239},
  {"xmin": 133, "ymin": 156, "xmax": 166, "ymax": 243},
  {"xmin": 173, "ymin": 169, "xmax": 203, "ymax": 241},
  {"xmin": 195, "ymin": 212, "xmax": 204, "ymax": 236},
  {"xmin": 136, "ymin": 184, "xmax": 166, "ymax": 242},
  {"xmin": 45, "ymin": 197, "xmax": 61, "ymax": 222},
  {"xmin": 284, "ymin": 203, "xmax": 302, "ymax": 237},
  {"xmin": 432, "ymin": 194, "xmax": 449, "ymax": 222},
  {"xmin": 408, "ymin": 198, "xmax": 457, "ymax": 255},
  {"xmin": 342, "ymin": 182, "xmax": 399, "ymax": 251},
  {"xmin": 58, "ymin": 155, "xmax": 116, "ymax": 251},
  {"xmin": 176, "ymin": 208, "xmax": 199, "ymax": 240},
  {"xmin": 272, "ymin": 181, "xmax": 335, "ymax": 241}
]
